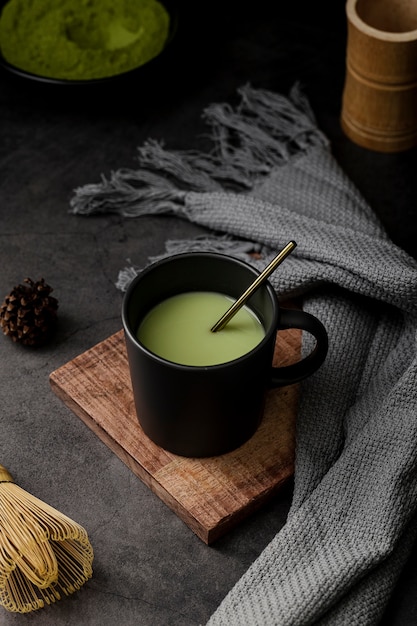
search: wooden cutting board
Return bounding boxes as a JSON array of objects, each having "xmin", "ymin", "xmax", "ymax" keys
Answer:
[{"xmin": 49, "ymin": 328, "xmax": 300, "ymax": 544}]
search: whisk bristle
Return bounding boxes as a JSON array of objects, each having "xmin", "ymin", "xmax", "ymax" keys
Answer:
[{"xmin": 0, "ymin": 465, "xmax": 93, "ymax": 613}]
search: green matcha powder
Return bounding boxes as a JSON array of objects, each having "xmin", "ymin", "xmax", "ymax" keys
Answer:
[{"xmin": 0, "ymin": 0, "xmax": 170, "ymax": 80}]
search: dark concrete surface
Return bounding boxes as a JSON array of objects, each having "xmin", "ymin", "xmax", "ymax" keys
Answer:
[{"xmin": 0, "ymin": 1, "xmax": 416, "ymax": 624}]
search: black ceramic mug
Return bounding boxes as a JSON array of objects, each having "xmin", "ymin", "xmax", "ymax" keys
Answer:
[{"xmin": 122, "ymin": 252, "xmax": 328, "ymax": 457}]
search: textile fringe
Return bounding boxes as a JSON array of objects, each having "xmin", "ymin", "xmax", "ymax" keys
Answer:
[
  {"xmin": 115, "ymin": 235, "xmax": 263, "ymax": 291},
  {"xmin": 70, "ymin": 83, "xmax": 328, "ymax": 218}
]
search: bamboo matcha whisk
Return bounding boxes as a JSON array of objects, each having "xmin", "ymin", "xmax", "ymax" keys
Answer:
[{"xmin": 0, "ymin": 464, "xmax": 93, "ymax": 613}]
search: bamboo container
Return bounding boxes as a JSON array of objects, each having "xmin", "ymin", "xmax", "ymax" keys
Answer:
[{"xmin": 341, "ymin": 0, "xmax": 417, "ymax": 152}]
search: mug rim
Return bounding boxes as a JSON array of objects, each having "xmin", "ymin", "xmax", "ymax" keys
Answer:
[{"xmin": 121, "ymin": 251, "xmax": 279, "ymax": 370}]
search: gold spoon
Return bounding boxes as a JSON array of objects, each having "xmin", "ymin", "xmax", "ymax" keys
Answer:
[{"xmin": 210, "ymin": 240, "xmax": 297, "ymax": 332}]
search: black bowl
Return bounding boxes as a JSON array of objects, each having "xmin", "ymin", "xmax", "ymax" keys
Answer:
[{"xmin": 0, "ymin": 0, "xmax": 179, "ymax": 89}]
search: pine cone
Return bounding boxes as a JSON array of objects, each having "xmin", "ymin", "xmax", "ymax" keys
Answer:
[{"xmin": 0, "ymin": 278, "xmax": 59, "ymax": 347}]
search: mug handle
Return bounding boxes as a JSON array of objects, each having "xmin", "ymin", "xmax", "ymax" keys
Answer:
[{"xmin": 270, "ymin": 308, "xmax": 328, "ymax": 386}]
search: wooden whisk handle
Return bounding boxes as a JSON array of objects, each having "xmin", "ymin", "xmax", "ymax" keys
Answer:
[{"xmin": 0, "ymin": 464, "xmax": 14, "ymax": 483}]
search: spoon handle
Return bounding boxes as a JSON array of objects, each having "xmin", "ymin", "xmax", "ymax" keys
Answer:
[{"xmin": 211, "ymin": 240, "xmax": 297, "ymax": 332}]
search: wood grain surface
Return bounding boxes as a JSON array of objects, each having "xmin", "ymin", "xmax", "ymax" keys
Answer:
[{"xmin": 49, "ymin": 328, "xmax": 300, "ymax": 544}]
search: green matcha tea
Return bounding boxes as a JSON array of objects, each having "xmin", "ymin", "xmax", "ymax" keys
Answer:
[
  {"xmin": 0, "ymin": 0, "xmax": 170, "ymax": 80},
  {"xmin": 136, "ymin": 291, "xmax": 266, "ymax": 366}
]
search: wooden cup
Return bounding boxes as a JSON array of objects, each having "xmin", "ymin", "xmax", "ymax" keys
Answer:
[{"xmin": 341, "ymin": 0, "xmax": 417, "ymax": 152}]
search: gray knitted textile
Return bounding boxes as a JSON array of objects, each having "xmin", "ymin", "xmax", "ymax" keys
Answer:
[{"xmin": 71, "ymin": 85, "xmax": 417, "ymax": 625}]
